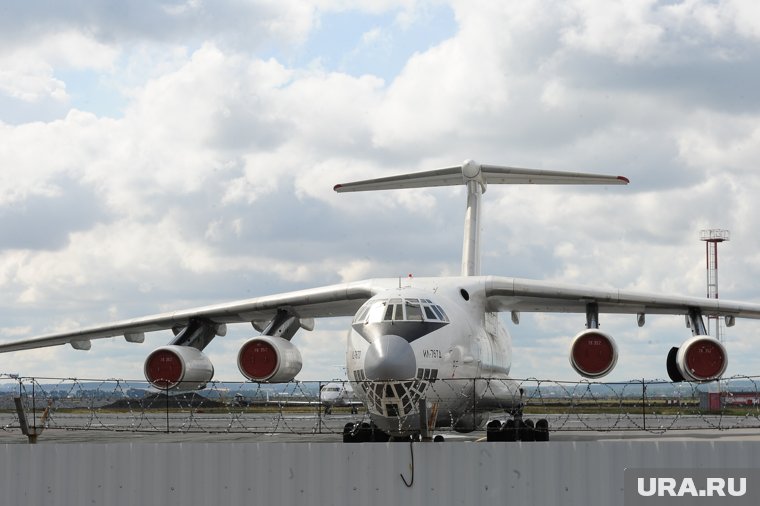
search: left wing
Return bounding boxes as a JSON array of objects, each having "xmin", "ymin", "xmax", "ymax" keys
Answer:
[
  {"xmin": 0, "ymin": 280, "xmax": 379, "ymax": 352},
  {"xmin": 484, "ymin": 276, "xmax": 760, "ymax": 319},
  {"xmin": 483, "ymin": 276, "xmax": 760, "ymax": 381}
]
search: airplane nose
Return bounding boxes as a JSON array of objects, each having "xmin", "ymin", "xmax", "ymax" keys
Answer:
[{"xmin": 364, "ymin": 334, "xmax": 417, "ymax": 380}]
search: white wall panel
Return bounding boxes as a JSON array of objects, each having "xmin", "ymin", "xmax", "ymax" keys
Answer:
[{"xmin": 1, "ymin": 441, "xmax": 759, "ymax": 506}]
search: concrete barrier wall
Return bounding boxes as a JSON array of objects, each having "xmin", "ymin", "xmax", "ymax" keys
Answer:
[{"xmin": 1, "ymin": 441, "xmax": 759, "ymax": 506}]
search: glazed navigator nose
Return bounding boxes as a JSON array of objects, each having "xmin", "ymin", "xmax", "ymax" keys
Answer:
[{"xmin": 364, "ymin": 334, "xmax": 416, "ymax": 380}]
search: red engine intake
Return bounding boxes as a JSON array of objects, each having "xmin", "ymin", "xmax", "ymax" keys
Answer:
[
  {"xmin": 671, "ymin": 335, "xmax": 728, "ymax": 382},
  {"xmin": 569, "ymin": 329, "xmax": 618, "ymax": 379},
  {"xmin": 143, "ymin": 345, "xmax": 214, "ymax": 390},
  {"xmin": 237, "ymin": 336, "xmax": 303, "ymax": 383}
]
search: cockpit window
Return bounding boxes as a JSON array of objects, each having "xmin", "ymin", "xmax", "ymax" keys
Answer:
[
  {"xmin": 353, "ymin": 301, "xmax": 372, "ymax": 323},
  {"xmin": 405, "ymin": 299, "xmax": 423, "ymax": 321},
  {"xmin": 431, "ymin": 305, "xmax": 449, "ymax": 322},
  {"xmin": 383, "ymin": 298, "xmax": 403, "ymax": 321},
  {"xmin": 359, "ymin": 297, "xmax": 449, "ymax": 324},
  {"xmin": 364, "ymin": 301, "xmax": 387, "ymax": 323}
]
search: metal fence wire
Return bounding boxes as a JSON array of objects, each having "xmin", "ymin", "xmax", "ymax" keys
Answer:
[{"xmin": 2, "ymin": 373, "xmax": 760, "ymax": 437}]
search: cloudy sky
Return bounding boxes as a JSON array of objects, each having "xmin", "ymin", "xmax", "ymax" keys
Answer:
[{"xmin": 1, "ymin": 0, "xmax": 760, "ymax": 385}]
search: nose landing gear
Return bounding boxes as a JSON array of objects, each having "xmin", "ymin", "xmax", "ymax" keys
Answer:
[{"xmin": 486, "ymin": 417, "xmax": 549, "ymax": 442}]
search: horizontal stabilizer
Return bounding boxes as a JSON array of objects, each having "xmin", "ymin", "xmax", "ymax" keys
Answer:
[
  {"xmin": 334, "ymin": 160, "xmax": 628, "ymax": 193},
  {"xmin": 479, "ymin": 164, "xmax": 629, "ymax": 186},
  {"xmin": 334, "ymin": 167, "xmax": 463, "ymax": 192}
]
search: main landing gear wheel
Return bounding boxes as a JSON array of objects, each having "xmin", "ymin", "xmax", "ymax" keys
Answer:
[
  {"xmin": 342, "ymin": 421, "xmax": 390, "ymax": 443},
  {"xmin": 486, "ymin": 417, "xmax": 550, "ymax": 442}
]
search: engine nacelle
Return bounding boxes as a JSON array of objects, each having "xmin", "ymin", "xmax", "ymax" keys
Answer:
[
  {"xmin": 569, "ymin": 329, "xmax": 618, "ymax": 379},
  {"xmin": 237, "ymin": 335, "xmax": 303, "ymax": 383},
  {"xmin": 667, "ymin": 335, "xmax": 728, "ymax": 383},
  {"xmin": 143, "ymin": 345, "xmax": 214, "ymax": 390}
]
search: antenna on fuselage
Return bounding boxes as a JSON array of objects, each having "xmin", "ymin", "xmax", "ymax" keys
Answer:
[{"xmin": 334, "ymin": 160, "xmax": 628, "ymax": 276}]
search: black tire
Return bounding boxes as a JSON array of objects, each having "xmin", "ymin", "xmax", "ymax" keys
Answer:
[
  {"xmin": 535, "ymin": 419, "xmax": 549, "ymax": 441},
  {"xmin": 486, "ymin": 419, "xmax": 503, "ymax": 442},
  {"xmin": 342, "ymin": 422, "xmax": 358, "ymax": 443}
]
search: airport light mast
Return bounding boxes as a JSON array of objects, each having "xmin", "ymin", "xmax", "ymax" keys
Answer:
[{"xmin": 700, "ymin": 229, "xmax": 730, "ymax": 341}]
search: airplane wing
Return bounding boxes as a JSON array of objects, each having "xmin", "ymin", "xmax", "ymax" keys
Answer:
[
  {"xmin": 484, "ymin": 276, "xmax": 760, "ymax": 319},
  {"xmin": 0, "ymin": 280, "xmax": 379, "ymax": 352}
]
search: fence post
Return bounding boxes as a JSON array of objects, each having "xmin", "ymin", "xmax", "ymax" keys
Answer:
[
  {"xmin": 472, "ymin": 377, "xmax": 476, "ymax": 429},
  {"xmin": 317, "ymin": 381, "xmax": 322, "ymax": 434},
  {"xmin": 642, "ymin": 378, "xmax": 647, "ymax": 431},
  {"xmin": 32, "ymin": 379, "xmax": 36, "ymax": 430}
]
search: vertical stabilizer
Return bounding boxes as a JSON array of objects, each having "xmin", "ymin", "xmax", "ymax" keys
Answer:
[
  {"xmin": 461, "ymin": 178, "xmax": 482, "ymax": 276},
  {"xmin": 334, "ymin": 160, "xmax": 628, "ymax": 276}
]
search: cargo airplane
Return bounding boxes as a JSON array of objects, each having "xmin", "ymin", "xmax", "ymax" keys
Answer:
[{"xmin": 3, "ymin": 160, "xmax": 760, "ymax": 440}]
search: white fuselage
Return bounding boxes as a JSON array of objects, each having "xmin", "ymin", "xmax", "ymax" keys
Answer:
[
  {"xmin": 344, "ymin": 277, "xmax": 515, "ymax": 435},
  {"xmin": 319, "ymin": 382, "xmax": 357, "ymax": 407}
]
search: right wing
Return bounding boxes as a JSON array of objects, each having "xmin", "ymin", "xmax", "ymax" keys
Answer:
[{"xmin": 0, "ymin": 280, "xmax": 379, "ymax": 352}]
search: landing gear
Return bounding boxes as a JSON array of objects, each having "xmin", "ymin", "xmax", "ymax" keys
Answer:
[
  {"xmin": 341, "ymin": 422, "xmax": 444, "ymax": 443},
  {"xmin": 486, "ymin": 417, "xmax": 549, "ymax": 442},
  {"xmin": 323, "ymin": 405, "xmax": 358, "ymax": 415},
  {"xmin": 342, "ymin": 421, "xmax": 390, "ymax": 443}
]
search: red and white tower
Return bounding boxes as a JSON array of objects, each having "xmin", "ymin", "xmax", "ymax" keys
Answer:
[{"xmin": 700, "ymin": 229, "xmax": 730, "ymax": 341}]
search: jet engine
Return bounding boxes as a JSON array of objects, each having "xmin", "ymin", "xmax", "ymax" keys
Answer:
[
  {"xmin": 569, "ymin": 329, "xmax": 618, "ymax": 379},
  {"xmin": 237, "ymin": 335, "xmax": 303, "ymax": 383},
  {"xmin": 143, "ymin": 345, "xmax": 214, "ymax": 390},
  {"xmin": 666, "ymin": 335, "xmax": 727, "ymax": 382}
]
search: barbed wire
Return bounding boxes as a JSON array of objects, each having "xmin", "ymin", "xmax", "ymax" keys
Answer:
[{"xmin": 2, "ymin": 373, "xmax": 760, "ymax": 438}]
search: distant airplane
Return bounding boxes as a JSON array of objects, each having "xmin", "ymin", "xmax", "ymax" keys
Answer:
[
  {"xmin": 231, "ymin": 381, "xmax": 360, "ymax": 414},
  {"xmin": 3, "ymin": 160, "xmax": 760, "ymax": 441},
  {"xmin": 320, "ymin": 381, "xmax": 361, "ymax": 414}
]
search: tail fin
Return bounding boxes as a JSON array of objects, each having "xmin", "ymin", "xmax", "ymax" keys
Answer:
[{"xmin": 334, "ymin": 160, "xmax": 628, "ymax": 276}]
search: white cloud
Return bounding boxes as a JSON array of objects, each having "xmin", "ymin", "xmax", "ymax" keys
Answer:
[
  {"xmin": 0, "ymin": 30, "xmax": 118, "ymax": 103},
  {"xmin": 665, "ymin": 0, "xmax": 760, "ymax": 42},
  {"xmin": 0, "ymin": 57, "xmax": 68, "ymax": 103},
  {"xmin": 729, "ymin": 0, "xmax": 760, "ymax": 39},
  {"xmin": 2, "ymin": 0, "xmax": 760, "ymax": 384},
  {"xmin": 561, "ymin": 0, "xmax": 664, "ymax": 63}
]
